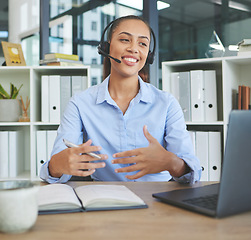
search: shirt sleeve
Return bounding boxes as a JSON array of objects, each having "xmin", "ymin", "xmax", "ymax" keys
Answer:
[
  {"xmin": 40, "ymin": 161, "xmax": 72, "ymax": 183},
  {"xmin": 164, "ymin": 94, "xmax": 202, "ymax": 184}
]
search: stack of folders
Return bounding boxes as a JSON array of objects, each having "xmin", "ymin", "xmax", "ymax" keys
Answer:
[
  {"xmin": 189, "ymin": 131, "xmax": 222, "ymax": 181},
  {"xmin": 36, "ymin": 130, "xmax": 57, "ymax": 176},
  {"xmin": 0, "ymin": 131, "xmax": 24, "ymax": 179},
  {"xmin": 41, "ymin": 75, "xmax": 88, "ymax": 123},
  {"xmin": 170, "ymin": 70, "xmax": 217, "ymax": 122},
  {"xmin": 237, "ymin": 85, "xmax": 250, "ymax": 110}
]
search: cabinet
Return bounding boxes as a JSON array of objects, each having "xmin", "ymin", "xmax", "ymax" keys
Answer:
[
  {"xmin": 0, "ymin": 66, "xmax": 90, "ymax": 180},
  {"xmin": 162, "ymin": 56, "xmax": 251, "ymax": 179}
]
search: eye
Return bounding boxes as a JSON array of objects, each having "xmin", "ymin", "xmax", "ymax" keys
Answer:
[
  {"xmin": 120, "ymin": 38, "xmax": 129, "ymax": 42},
  {"xmin": 139, "ymin": 42, "xmax": 148, "ymax": 47}
]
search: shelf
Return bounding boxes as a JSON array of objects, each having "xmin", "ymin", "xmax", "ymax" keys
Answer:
[
  {"xmin": 0, "ymin": 66, "xmax": 90, "ymax": 180},
  {"xmin": 162, "ymin": 56, "xmax": 251, "ymax": 181}
]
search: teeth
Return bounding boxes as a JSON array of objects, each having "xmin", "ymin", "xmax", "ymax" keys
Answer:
[{"xmin": 124, "ymin": 57, "xmax": 137, "ymax": 63}]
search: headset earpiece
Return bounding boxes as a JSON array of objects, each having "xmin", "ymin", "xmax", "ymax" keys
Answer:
[
  {"xmin": 146, "ymin": 50, "xmax": 154, "ymax": 65},
  {"xmin": 98, "ymin": 41, "xmax": 110, "ymax": 55}
]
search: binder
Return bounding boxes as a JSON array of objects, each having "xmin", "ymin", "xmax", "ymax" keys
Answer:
[
  {"xmin": 179, "ymin": 72, "xmax": 191, "ymax": 121},
  {"xmin": 72, "ymin": 76, "xmax": 82, "ymax": 96},
  {"xmin": 170, "ymin": 72, "xmax": 180, "ymax": 101},
  {"xmin": 41, "ymin": 75, "xmax": 49, "ymax": 122},
  {"xmin": 49, "ymin": 75, "xmax": 61, "ymax": 123},
  {"xmin": 36, "ymin": 130, "xmax": 47, "ymax": 176},
  {"xmin": 238, "ymin": 85, "xmax": 243, "ymax": 110},
  {"xmin": 8, "ymin": 131, "xmax": 18, "ymax": 178},
  {"xmin": 0, "ymin": 131, "xmax": 9, "ymax": 178},
  {"xmin": 188, "ymin": 130, "xmax": 196, "ymax": 154},
  {"xmin": 196, "ymin": 131, "xmax": 209, "ymax": 181},
  {"xmin": 60, "ymin": 76, "xmax": 71, "ymax": 119},
  {"xmin": 46, "ymin": 130, "xmax": 57, "ymax": 162},
  {"xmin": 82, "ymin": 76, "xmax": 89, "ymax": 90},
  {"xmin": 204, "ymin": 70, "xmax": 217, "ymax": 121},
  {"xmin": 190, "ymin": 70, "xmax": 205, "ymax": 122},
  {"xmin": 208, "ymin": 131, "xmax": 222, "ymax": 181},
  {"xmin": 242, "ymin": 86, "xmax": 250, "ymax": 110}
]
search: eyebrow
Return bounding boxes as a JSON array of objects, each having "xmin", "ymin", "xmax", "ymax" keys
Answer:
[{"xmin": 118, "ymin": 31, "xmax": 150, "ymax": 41}]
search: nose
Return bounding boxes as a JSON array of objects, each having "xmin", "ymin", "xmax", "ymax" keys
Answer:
[{"xmin": 127, "ymin": 40, "xmax": 139, "ymax": 54}]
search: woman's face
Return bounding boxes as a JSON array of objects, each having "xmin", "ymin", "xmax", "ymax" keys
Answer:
[{"xmin": 109, "ymin": 19, "xmax": 151, "ymax": 79}]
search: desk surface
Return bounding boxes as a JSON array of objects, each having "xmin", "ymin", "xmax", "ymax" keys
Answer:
[{"xmin": 1, "ymin": 181, "xmax": 251, "ymax": 240}]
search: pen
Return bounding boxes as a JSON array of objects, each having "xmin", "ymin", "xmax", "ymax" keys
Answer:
[{"xmin": 63, "ymin": 139, "xmax": 102, "ymax": 159}]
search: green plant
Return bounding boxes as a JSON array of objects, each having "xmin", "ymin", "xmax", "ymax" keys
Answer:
[{"xmin": 0, "ymin": 83, "xmax": 23, "ymax": 99}]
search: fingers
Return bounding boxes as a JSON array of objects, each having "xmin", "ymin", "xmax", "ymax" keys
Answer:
[
  {"xmin": 70, "ymin": 168, "xmax": 96, "ymax": 177},
  {"xmin": 113, "ymin": 149, "xmax": 139, "ymax": 159},
  {"xmin": 75, "ymin": 144, "xmax": 102, "ymax": 155},
  {"xmin": 75, "ymin": 161, "xmax": 106, "ymax": 170},
  {"xmin": 112, "ymin": 156, "xmax": 137, "ymax": 165},
  {"xmin": 114, "ymin": 164, "xmax": 147, "ymax": 180},
  {"xmin": 70, "ymin": 160, "xmax": 106, "ymax": 177}
]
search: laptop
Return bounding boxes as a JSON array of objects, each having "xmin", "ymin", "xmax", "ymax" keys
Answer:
[{"xmin": 152, "ymin": 110, "xmax": 251, "ymax": 218}]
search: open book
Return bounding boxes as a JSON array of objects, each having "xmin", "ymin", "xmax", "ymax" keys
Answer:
[{"xmin": 38, "ymin": 184, "xmax": 148, "ymax": 214}]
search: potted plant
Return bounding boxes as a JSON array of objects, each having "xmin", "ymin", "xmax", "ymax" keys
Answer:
[{"xmin": 0, "ymin": 83, "xmax": 23, "ymax": 122}]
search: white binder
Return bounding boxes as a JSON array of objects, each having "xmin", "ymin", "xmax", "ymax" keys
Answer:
[
  {"xmin": 0, "ymin": 131, "xmax": 9, "ymax": 178},
  {"xmin": 208, "ymin": 131, "xmax": 222, "ymax": 181},
  {"xmin": 46, "ymin": 130, "xmax": 57, "ymax": 162},
  {"xmin": 179, "ymin": 72, "xmax": 191, "ymax": 121},
  {"xmin": 60, "ymin": 76, "xmax": 71, "ymax": 119},
  {"xmin": 170, "ymin": 72, "xmax": 180, "ymax": 101},
  {"xmin": 188, "ymin": 130, "xmax": 196, "ymax": 154},
  {"xmin": 190, "ymin": 70, "xmax": 205, "ymax": 122},
  {"xmin": 196, "ymin": 131, "xmax": 209, "ymax": 181},
  {"xmin": 82, "ymin": 75, "xmax": 89, "ymax": 90},
  {"xmin": 49, "ymin": 75, "xmax": 61, "ymax": 123},
  {"xmin": 72, "ymin": 76, "xmax": 83, "ymax": 96},
  {"xmin": 41, "ymin": 75, "xmax": 49, "ymax": 122},
  {"xmin": 8, "ymin": 131, "xmax": 20, "ymax": 178},
  {"xmin": 36, "ymin": 130, "xmax": 47, "ymax": 176},
  {"xmin": 204, "ymin": 70, "xmax": 218, "ymax": 122}
]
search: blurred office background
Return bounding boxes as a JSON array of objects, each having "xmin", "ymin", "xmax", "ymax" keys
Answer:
[{"xmin": 1, "ymin": 0, "xmax": 251, "ymax": 86}]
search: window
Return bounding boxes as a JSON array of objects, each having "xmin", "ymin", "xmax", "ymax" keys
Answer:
[{"xmin": 91, "ymin": 21, "xmax": 97, "ymax": 31}]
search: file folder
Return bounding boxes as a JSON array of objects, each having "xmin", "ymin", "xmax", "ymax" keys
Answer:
[
  {"xmin": 196, "ymin": 131, "xmax": 209, "ymax": 181},
  {"xmin": 36, "ymin": 130, "xmax": 47, "ymax": 176},
  {"xmin": 170, "ymin": 72, "xmax": 180, "ymax": 101},
  {"xmin": 49, "ymin": 75, "xmax": 61, "ymax": 123},
  {"xmin": 41, "ymin": 75, "xmax": 49, "ymax": 122},
  {"xmin": 204, "ymin": 70, "xmax": 217, "ymax": 121},
  {"xmin": 190, "ymin": 70, "xmax": 205, "ymax": 122},
  {"xmin": 208, "ymin": 131, "xmax": 221, "ymax": 181},
  {"xmin": 179, "ymin": 72, "xmax": 191, "ymax": 121}
]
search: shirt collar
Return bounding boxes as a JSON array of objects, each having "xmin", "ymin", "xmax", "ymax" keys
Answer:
[{"xmin": 96, "ymin": 75, "xmax": 153, "ymax": 105}]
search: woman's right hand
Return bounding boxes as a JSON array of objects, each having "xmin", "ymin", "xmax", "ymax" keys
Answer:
[{"xmin": 48, "ymin": 139, "xmax": 107, "ymax": 178}]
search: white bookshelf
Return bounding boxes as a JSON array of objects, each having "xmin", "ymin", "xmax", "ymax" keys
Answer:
[
  {"xmin": 0, "ymin": 66, "xmax": 90, "ymax": 180},
  {"xmin": 162, "ymin": 55, "xmax": 251, "ymax": 168},
  {"xmin": 162, "ymin": 56, "xmax": 251, "ymax": 140}
]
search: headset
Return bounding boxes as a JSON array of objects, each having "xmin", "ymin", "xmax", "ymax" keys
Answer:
[{"xmin": 97, "ymin": 18, "xmax": 156, "ymax": 64}]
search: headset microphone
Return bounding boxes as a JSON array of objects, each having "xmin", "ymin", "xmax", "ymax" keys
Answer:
[{"xmin": 97, "ymin": 46, "xmax": 121, "ymax": 63}]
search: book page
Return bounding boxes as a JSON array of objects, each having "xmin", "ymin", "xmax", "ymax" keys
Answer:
[
  {"xmin": 75, "ymin": 185, "xmax": 146, "ymax": 208},
  {"xmin": 38, "ymin": 184, "xmax": 82, "ymax": 211}
]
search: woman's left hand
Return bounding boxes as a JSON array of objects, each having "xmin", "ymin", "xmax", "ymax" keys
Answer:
[{"xmin": 112, "ymin": 125, "xmax": 187, "ymax": 180}]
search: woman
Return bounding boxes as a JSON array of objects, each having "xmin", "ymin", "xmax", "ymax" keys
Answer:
[{"xmin": 40, "ymin": 15, "xmax": 201, "ymax": 183}]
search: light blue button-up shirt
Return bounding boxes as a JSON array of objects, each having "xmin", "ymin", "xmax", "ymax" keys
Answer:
[{"xmin": 40, "ymin": 76, "xmax": 201, "ymax": 183}]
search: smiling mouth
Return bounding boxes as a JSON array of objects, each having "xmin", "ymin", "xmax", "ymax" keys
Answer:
[{"xmin": 122, "ymin": 57, "xmax": 138, "ymax": 63}]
